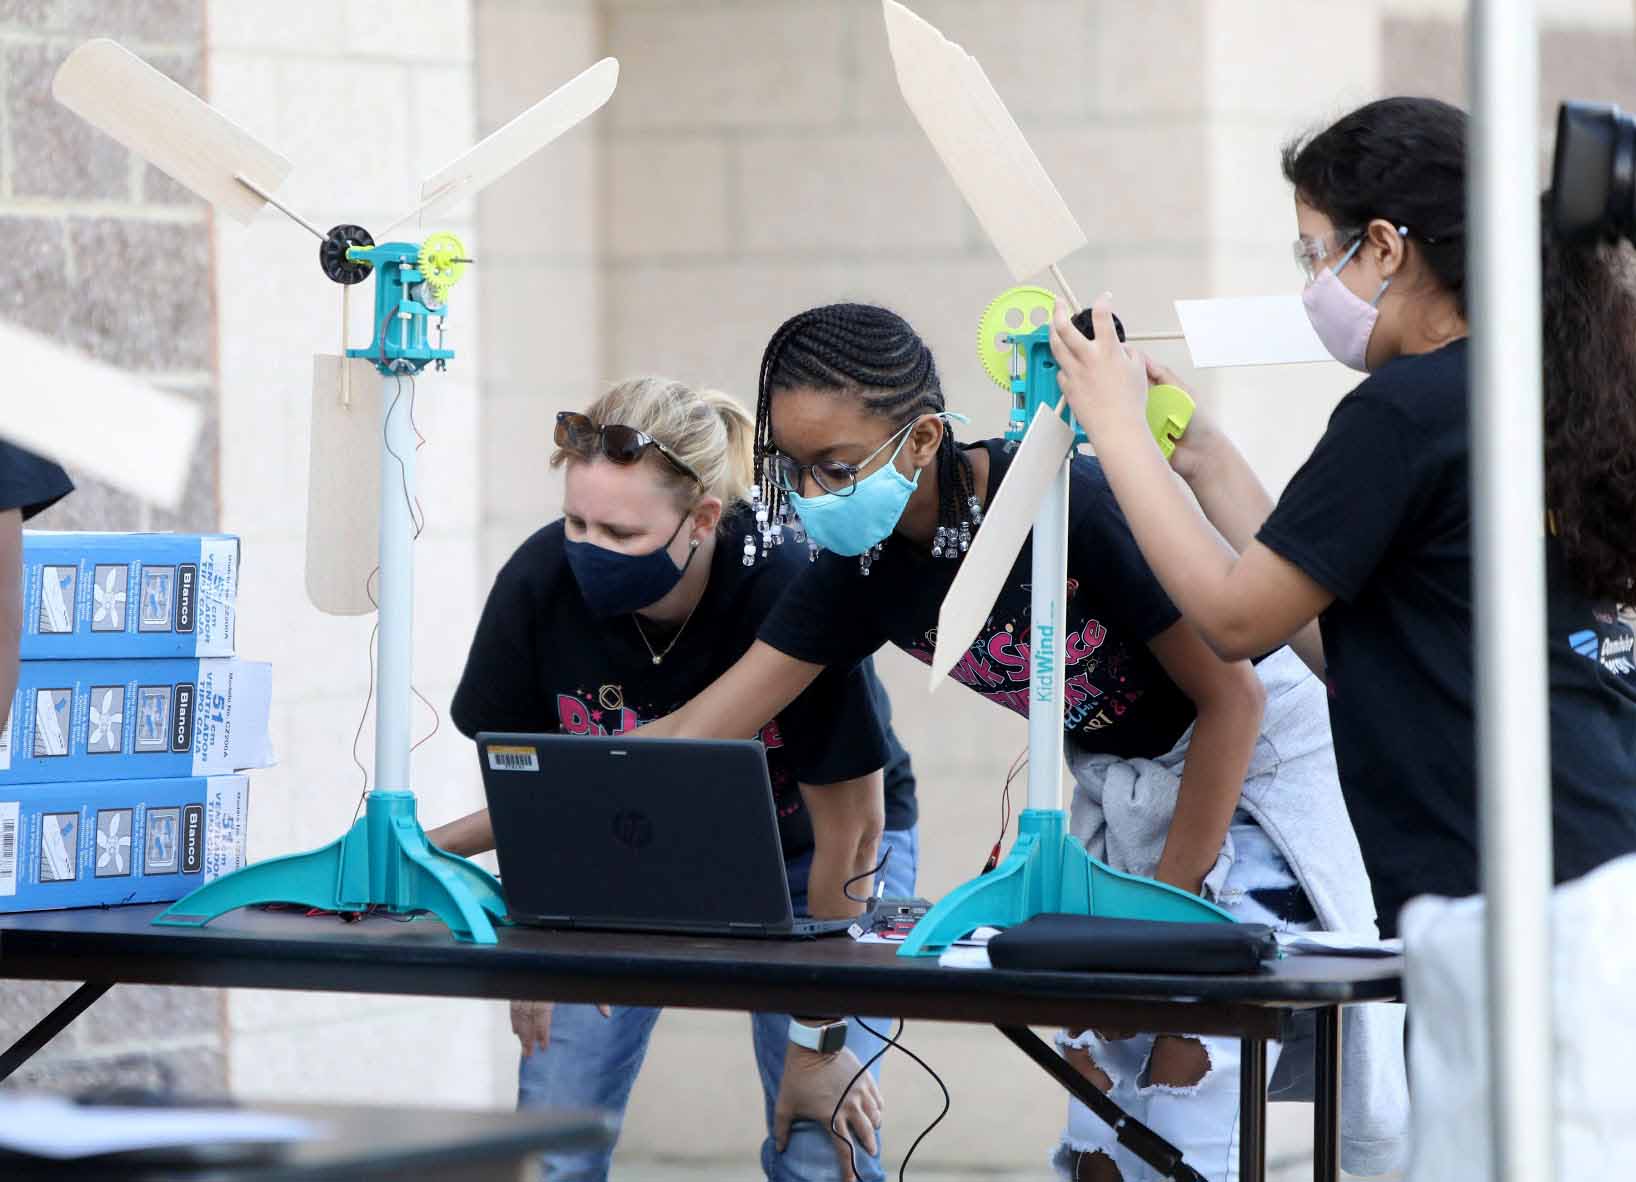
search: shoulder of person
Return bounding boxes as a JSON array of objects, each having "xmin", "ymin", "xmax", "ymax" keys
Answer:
[
  {"xmin": 493, "ymin": 521, "xmax": 567, "ymax": 597},
  {"xmin": 1339, "ymin": 338, "xmax": 1469, "ymax": 428}
]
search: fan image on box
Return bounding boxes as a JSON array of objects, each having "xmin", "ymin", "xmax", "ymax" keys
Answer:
[
  {"xmin": 882, "ymin": 3, "xmax": 1232, "ymax": 961},
  {"xmin": 52, "ymin": 39, "xmax": 620, "ymax": 944}
]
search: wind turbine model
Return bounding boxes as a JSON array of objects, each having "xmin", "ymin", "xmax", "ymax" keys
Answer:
[
  {"xmin": 882, "ymin": 2, "xmax": 1233, "ymax": 958},
  {"xmin": 52, "ymin": 38, "xmax": 619, "ymax": 945}
]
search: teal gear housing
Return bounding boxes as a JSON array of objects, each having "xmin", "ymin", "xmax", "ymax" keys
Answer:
[
  {"xmin": 344, "ymin": 241, "xmax": 455, "ymax": 375},
  {"xmin": 1002, "ymin": 322, "xmax": 1089, "ymax": 447}
]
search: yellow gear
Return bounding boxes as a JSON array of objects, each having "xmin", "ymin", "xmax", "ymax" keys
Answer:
[
  {"xmin": 976, "ymin": 285, "xmax": 1057, "ymax": 389},
  {"xmin": 418, "ymin": 232, "xmax": 468, "ymax": 302}
]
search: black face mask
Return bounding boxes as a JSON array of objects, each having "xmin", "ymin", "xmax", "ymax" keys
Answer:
[{"xmin": 563, "ymin": 513, "xmax": 698, "ymax": 619}]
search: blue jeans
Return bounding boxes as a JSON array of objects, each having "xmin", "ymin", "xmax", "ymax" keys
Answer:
[{"xmin": 518, "ymin": 826, "xmax": 920, "ymax": 1182}]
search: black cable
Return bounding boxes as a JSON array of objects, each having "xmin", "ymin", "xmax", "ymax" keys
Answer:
[
  {"xmin": 828, "ymin": 1018, "xmax": 899, "ymax": 1180},
  {"xmin": 856, "ymin": 1017, "xmax": 951, "ymax": 1182},
  {"xmin": 843, "ymin": 845, "xmax": 893, "ymax": 904}
]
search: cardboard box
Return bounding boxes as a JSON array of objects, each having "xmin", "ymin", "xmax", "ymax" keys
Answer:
[
  {"xmin": 0, "ymin": 659, "xmax": 273, "ymax": 785},
  {"xmin": 0, "ymin": 775, "xmax": 249, "ymax": 912},
  {"xmin": 20, "ymin": 532, "xmax": 239, "ymax": 660}
]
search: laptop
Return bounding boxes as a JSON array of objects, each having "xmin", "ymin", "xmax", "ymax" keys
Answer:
[{"xmin": 476, "ymin": 732, "xmax": 856, "ymax": 938}]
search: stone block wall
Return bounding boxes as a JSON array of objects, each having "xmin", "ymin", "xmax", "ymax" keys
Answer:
[{"xmin": 0, "ymin": 0, "xmax": 226, "ymax": 1097}]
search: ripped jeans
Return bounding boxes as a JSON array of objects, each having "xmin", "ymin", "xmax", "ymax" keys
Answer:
[{"xmin": 1054, "ymin": 819, "xmax": 1315, "ymax": 1182}]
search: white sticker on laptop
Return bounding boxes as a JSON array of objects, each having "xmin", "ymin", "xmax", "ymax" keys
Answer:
[{"xmin": 487, "ymin": 745, "xmax": 540, "ymax": 773}]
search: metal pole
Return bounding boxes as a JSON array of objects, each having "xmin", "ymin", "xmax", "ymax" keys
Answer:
[
  {"xmin": 1469, "ymin": 3, "xmax": 1554, "ymax": 1179},
  {"xmin": 375, "ymin": 369, "xmax": 415, "ymax": 794},
  {"xmin": 1028, "ymin": 460, "xmax": 1070, "ymax": 813}
]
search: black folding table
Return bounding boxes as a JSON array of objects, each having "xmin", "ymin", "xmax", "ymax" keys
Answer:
[{"xmin": 0, "ymin": 905, "xmax": 1402, "ymax": 1182}]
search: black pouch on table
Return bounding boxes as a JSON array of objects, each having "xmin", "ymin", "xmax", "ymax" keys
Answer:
[{"xmin": 987, "ymin": 914, "xmax": 1275, "ymax": 974}]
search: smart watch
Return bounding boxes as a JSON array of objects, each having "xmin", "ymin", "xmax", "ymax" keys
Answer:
[{"xmin": 788, "ymin": 1017, "xmax": 849, "ymax": 1054}]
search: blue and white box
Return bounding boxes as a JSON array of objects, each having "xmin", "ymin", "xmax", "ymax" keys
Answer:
[
  {"xmin": 0, "ymin": 659, "xmax": 273, "ymax": 785},
  {"xmin": 0, "ymin": 775, "xmax": 249, "ymax": 912},
  {"xmin": 21, "ymin": 533, "xmax": 239, "ymax": 660}
]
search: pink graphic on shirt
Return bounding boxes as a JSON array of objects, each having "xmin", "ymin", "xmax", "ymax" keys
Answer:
[{"xmin": 903, "ymin": 575, "xmax": 1134, "ymax": 731}]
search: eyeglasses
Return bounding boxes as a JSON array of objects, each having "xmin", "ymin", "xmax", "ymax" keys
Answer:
[
  {"xmin": 767, "ymin": 419, "xmax": 917, "ymax": 498},
  {"xmin": 1292, "ymin": 228, "xmax": 1362, "ymax": 283},
  {"xmin": 554, "ymin": 411, "xmax": 702, "ymax": 484}
]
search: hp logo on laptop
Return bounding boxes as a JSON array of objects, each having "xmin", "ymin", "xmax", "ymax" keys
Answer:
[{"xmin": 612, "ymin": 810, "xmax": 654, "ymax": 850}]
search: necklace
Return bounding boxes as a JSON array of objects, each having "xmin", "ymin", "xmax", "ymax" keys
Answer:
[{"xmin": 631, "ymin": 597, "xmax": 701, "ymax": 665}]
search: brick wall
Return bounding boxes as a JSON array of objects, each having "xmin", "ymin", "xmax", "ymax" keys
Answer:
[{"xmin": 0, "ymin": 0, "xmax": 228, "ymax": 1098}]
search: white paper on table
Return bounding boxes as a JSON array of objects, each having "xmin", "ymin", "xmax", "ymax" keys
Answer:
[
  {"xmin": 1173, "ymin": 296, "xmax": 1333, "ymax": 369},
  {"xmin": 1275, "ymin": 930, "xmax": 1404, "ymax": 957},
  {"xmin": 937, "ymin": 945, "xmax": 993, "ymax": 970},
  {"xmin": 0, "ymin": 1095, "xmax": 319, "ymax": 1160}
]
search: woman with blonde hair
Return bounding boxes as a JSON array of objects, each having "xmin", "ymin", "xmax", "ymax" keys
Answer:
[{"xmin": 429, "ymin": 376, "xmax": 918, "ymax": 1182}]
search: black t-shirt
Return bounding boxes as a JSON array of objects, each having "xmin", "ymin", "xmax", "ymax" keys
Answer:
[
  {"xmin": 450, "ymin": 505, "xmax": 917, "ymax": 859},
  {"xmin": 1259, "ymin": 338, "xmax": 1636, "ymax": 935},
  {"xmin": 0, "ymin": 441, "xmax": 73, "ymax": 519},
  {"xmin": 759, "ymin": 439, "xmax": 1195, "ymax": 760}
]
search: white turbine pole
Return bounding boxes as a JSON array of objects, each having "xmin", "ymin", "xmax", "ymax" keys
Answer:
[{"xmin": 1469, "ymin": 3, "xmax": 1555, "ymax": 1179}]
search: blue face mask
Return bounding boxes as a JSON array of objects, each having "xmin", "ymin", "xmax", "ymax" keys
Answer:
[
  {"xmin": 564, "ymin": 513, "xmax": 698, "ymax": 619},
  {"xmin": 787, "ymin": 414, "xmax": 962, "ymax": 557}
]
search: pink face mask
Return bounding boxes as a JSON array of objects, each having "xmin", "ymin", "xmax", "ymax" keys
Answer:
[{"xmin": 1300, "ymin": 232, "xmax": 1401, "ymax": 372}]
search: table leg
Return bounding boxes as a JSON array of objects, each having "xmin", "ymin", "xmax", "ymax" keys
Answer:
[
  {"xmin": 994, "ymin": 1025, "xmax": 1211, "ymax": 1182},
  {"xmin": 1313, "ymin": 1005, "xmax": 1343, "ymax": 1182},
  {"xmin": 0, "ymin": 981, "xmax": 112, "ymax": 1082},
  {"xmin": 1239, "ymin": 1037, "xmax": 1267, "ymax": 1181}
]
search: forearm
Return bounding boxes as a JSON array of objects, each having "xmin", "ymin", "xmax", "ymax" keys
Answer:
[
  {"xmin": 426, "ymin": 807, "xmax": 494, "ymax": 857},
  {"xmin": 1098, "ymin": 416, "xmax": 1257, "ymax": 654},
  {"xmin": 639, "ymin": 642, "xmax": 822, "ymax": 741},
  {"xmin": 1174, "ymin": 424, "xmax": 1276, "ymax": 557},
  {"xmin": 1175, "ymin": 431, "xmax": 1327, "ymax": 676},
  {"xmin": 805, "ymin": 826, "xmax": 880, "ymax": 921},
  {"xmin": 1156, "ymin": 689, "xmax": 1262, "ymax": 894},
  {"xmin": 801, "ymin": 772, "xmax": 885, "ymax": 920}
]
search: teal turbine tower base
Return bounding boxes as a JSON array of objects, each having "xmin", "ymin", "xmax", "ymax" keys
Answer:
[
  {"xmin": 156, "ymin": 241, "xmax": 507, "ymax": 944},
  {"xmin": 898, "ymin": 318, "xmax": 1232, "ymax": 958},
  {"xmin": 898, "ymin": 809, "xmax": 1232, "ymax": 957},
  {"xmin": 155, "ymin": 791, "xmax": 507, "ymax": 943}
]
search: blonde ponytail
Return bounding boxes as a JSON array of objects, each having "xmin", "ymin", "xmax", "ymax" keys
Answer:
[{"xmin": 552, "ymin": 377, "xmax": 755, "ymax": 512}]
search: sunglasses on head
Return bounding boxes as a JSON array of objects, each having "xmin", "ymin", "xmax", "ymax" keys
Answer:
[{"xmin": 554, "ymin": 412, "xmax": 701, "ymax": 484}]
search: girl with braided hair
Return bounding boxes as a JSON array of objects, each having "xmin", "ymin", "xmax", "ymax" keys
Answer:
[{"xmin": 646, "ymin": 303, "xmax": 1407, "ymax": 1181}]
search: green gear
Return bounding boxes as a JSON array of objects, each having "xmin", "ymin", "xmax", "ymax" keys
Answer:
[
  {"xmin": 418, "ymin": 232, "xmax": 468, "ymax": 302},
  {"xmin": 976, "ymin": 285, "xmax": 1058, "ymax": 389}
]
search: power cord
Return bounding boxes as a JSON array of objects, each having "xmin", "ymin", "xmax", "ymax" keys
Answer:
[
  {"xmin": 984, "ymin": 746, "xmax": 1028, "ymax": 873},
  {"xmin": 843, "ymin": 846, "xmax": 894, "ymax": 904},
  {"xmin": 827, "ymin": 1017, "xmax": 951, "ymax": 1182}
]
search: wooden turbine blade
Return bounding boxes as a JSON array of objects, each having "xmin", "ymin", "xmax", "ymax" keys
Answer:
[
  {"xmin": 927, "ymin": 404, "xmax": 1075, "ymax": 690},
  {"xmin": 52, "ymin": 39, "xmax": 294, "ymax": 226},
  {"xmin": 306, "ymin": 356, "xmax": 385, "ymax": 616},
  {"xmin": 2, "ymin": 317, "xmax": 204, "ymax": 510},
  {"xmin": 883, "ymin": 1, "xmax": 1085, "ymax": 283},
  {"xmin": 385, "ymin": 57, "xmax": 619, "ymax": 233}
]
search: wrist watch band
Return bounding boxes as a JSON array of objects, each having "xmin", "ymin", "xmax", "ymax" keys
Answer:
[{"xmin": 788, "ymin": 1017, "xmax": 848, "ymax": 1054}]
